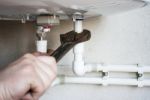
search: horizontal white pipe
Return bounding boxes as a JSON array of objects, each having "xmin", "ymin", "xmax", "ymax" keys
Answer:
[
  {"xmin": 59, "ymin": 64, "xmax": 150, "ymax": 74},
  {"xmin": 56, "ymin": 64, "xmax": 150, "ymax": 87},
  {"xmin": 52, "ymin": 76, "xmax": 150, "ymax": 87},
  {"xmin": 98, "ymin": 65, "xmax": 138, "ymax": 72},
  {"xmin": 85, "ymin": 64, "xmax": 150, "ymax": 73},
  {"xmin": 142, "ymin": 80, "xmax": 150, "ymax": 86}
]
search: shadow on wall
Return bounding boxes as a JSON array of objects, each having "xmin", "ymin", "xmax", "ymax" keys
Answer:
[{"xmin": 0, "ymin": 21, "xmax": 36, "ymax": 68}]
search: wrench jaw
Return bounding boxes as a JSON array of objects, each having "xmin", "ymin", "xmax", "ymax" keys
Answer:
[
  {"xmin": 60, "ymin": 29, "xmax": 91, "ymax": 45},
  {"xmin": 75, "ymin": 29, "xmax": 91, "ymax": 43},
  {"xmin": 50, "ymin": 29, "xmax": 91, "ymax": 62}
]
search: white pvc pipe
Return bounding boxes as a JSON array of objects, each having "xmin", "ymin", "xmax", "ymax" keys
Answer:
[
  {"xmin": 59, "ymin": 64, "xmax": 150, "ymax": 75},
  {"xmin": 84, "ymin": 64, "xmax": 150, "ymax": 73},
  {"xmin": 36, "ymin": 40, "xmax": 47, "ymax": 53},
  {"xmin": 74, "ymin": 20, "xmax": 83, "ymax": 33},
  {"xmin": 56, "ymin": 64, "xmax": 150, "ymax": 87},
  {"xmin": 85, "ymin": 64, "xmax": 138, "ymax": 72},
  {"xmin": 52, "ymin": 76, "xmax": 150, "ymax": 87},
  {"xmin": 73, "ymin": 19, "xmax": 85, "ymax": 76}
]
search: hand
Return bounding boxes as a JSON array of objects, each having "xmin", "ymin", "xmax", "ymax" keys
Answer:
[{"xmin": 0, "ymin": 53, "xmax": 57, "ymax": 100}]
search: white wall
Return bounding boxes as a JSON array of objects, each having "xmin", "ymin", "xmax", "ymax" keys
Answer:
[{"xmin": 41, "ymin": 5, "xmax": 150, "ymax": 100}]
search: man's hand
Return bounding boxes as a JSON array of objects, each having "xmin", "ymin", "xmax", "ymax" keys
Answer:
[{"xmin": 0, "ymin": 53, "xmax": 57, "ymax": 100}]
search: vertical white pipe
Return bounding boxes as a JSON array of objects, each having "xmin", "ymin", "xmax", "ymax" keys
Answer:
[
  {"xmin": 74, "ymin": 21, "xmax": 83, "ymax": 33},
  {"xmin": 36, "ymin": 40, "xmax": 47, "ymax": 53},
  {"xmin": 36, "ymin": 26, "xmax": 50, "ymax": 53},
  {"xmin": 73, "ymin": 20, "xmax": 85, "ymax": 76}
]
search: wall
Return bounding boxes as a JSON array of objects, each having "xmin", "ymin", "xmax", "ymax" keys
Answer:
[
  {"xmin": 47, "ymin": 6, "xmax": 150, "ymax": 66},
  {"xmin": 41, "ymin": 5, "xmax": 150, "ymax": 100},
  {"xmin": 0, "ymin": 21, "xmax": 36, "ymax": 68}
]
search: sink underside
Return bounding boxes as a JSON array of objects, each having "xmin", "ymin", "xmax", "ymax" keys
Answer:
[{"xmin": 0, "ymin": 0, "xmax": 147, "ymax": 20}]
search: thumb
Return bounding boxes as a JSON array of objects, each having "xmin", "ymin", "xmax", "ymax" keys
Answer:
[
  {"xmin": 21, "ymin": 93, "xmax": 33, "ymax": 100},
  {"xmin": 21, "ymin": 92, "xmax": 40, "ymax": 100}
]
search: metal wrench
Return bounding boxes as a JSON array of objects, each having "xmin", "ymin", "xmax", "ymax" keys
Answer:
[{"xmin": 50, "ymin": 29, "xmax": 91, "ymax": 62}]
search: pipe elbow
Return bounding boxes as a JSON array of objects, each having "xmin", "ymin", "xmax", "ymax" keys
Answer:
[{"xmin": 73, "ymin": 61, "xmax": 85, "ymax": 76}]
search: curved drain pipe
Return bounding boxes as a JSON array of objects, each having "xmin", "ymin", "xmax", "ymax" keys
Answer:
[{"xmin": 72, "ymin": 13, "xmax": 86, "ymax": 76}]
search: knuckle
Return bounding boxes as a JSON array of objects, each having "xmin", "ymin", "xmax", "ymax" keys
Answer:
[
  {"xmin": 52, "ymin": 73, "xmax": 57, "ymax": 79},
  {"xmin": 53, "ymin": 65, "xmax": 57, "ymax": 74},
  {"xmin": 22, "ymin": 64, "xmax": 34, "ymax": 74},
  {"xmin": 45, "ymin": 68, "xmax": 57, "ymax": 81},
  {"xmin": 23, "ymin": 53, "xmax": 32, "ymax": 58},
  {"xmin": 23, "ymin": 53, "xmax": 35, "ymax": 60},
  {"xmin": 49, "ymin": 56, "xmax": 56, "ymax": 64},
  {"xmin": 49, "ymin": 63, "xmax": 57, "ymax": 74},
  {"xmin": 22, "ymin": 58, "xmax": 33, "ymax": 65},
  {"xmin": 50, "ymin": 70, "xmax": 57, "ymax": 79}
]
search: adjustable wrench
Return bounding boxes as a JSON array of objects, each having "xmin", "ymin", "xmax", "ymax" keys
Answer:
[{"xmin": 50, "ymin": 29, "xmax": 91, "ymax": 62}]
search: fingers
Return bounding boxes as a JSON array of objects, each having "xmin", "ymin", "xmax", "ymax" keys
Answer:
[
  {"xmin": 21, "ymin": 93, "xmax": 33, "ymax": 100},
  {"xmin": 37, "ymin": 56, "xmax": 57, "ymax": 73},
  {"xmin": 31, "ymin": 52, "xmax": 57, "ymax": 74},
  {"xmin": 23, "ymin": 53, "xmax": 57, "ymax": 77},
  {"xmin": 35, "ymin": 56, "xmax": 57, "ymax": 89},
  {"xmin": 0, "ymin": 53, "xmax": 57, "ymax": 100},
  {"xmin": 23, "ymin": 53, "xmax": 57, "ymax": 99}
]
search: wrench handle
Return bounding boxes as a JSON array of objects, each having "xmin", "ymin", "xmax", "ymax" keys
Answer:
[{"xmin": 50, "ymin": 43, "xmax": 75, "ymax": 62}]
